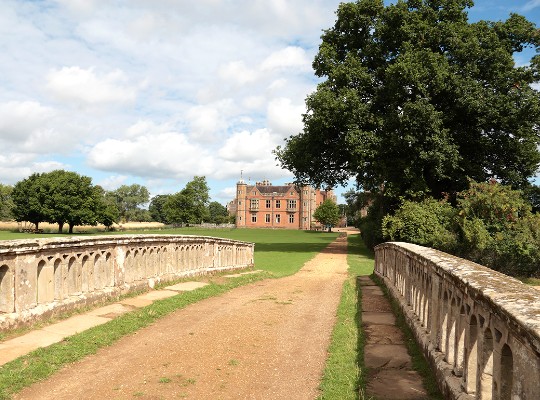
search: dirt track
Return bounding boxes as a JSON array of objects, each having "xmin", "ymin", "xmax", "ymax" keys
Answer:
[{"xmin": 15, "ymin": 235, "xmax": 349, "ymax": 400}]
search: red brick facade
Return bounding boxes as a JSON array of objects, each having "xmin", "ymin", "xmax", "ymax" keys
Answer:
[{"xmin": 232, "ymin": 180, "xmax": 336, "ymax": 229}]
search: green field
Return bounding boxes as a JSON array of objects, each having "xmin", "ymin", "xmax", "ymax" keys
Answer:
[{"xmin": 0, "ymin": 227, "xmax": 339, "ymax": 277}]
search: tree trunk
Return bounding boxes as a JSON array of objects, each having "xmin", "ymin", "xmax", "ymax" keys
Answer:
[
  {"xmin": 58, "ymin": 222, "xmax": 64, "ymax": 233},
  {"xmin": 69, "ymin": 223, "xmax": 74, "ymax": 234}
]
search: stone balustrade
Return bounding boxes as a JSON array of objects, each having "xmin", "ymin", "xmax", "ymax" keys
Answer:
[
  {"xmin": 375, "ymin": 242, "xmax": 540, "ymax": 400},
  {"xmin": 0, "ymin": 235, "xmax": 254, "ymax": 331}
]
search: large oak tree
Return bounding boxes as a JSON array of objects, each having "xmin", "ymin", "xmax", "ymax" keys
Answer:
[{"xmin": 276, "ymin": 0, "xmax": 540, "ymax": 202}]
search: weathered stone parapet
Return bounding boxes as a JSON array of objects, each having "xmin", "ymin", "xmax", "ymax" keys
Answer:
[
  {"xmin": 375, "ymin": 242, "xmax": 540, "ymax": 400},
  {"xmin": 0, "ymin": 235, "xmax": 254, "ymax": 331}
]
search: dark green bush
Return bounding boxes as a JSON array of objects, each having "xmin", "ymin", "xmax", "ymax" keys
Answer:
[
  {"xmin": 379, "ymin": 181, "xmax": 540, "ymax": 278},
  {"xmin": 382, "ymin": 198, "xmax": 458, "ymax": 252}
]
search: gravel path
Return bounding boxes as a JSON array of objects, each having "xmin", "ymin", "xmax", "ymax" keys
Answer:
[{"xmin": 15, "ymin": 235, "xmax": 349, "ymax": 400}]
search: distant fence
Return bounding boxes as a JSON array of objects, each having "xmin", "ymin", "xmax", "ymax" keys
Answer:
[
  {"xmin": 375, "ymin": 242, "xmax": 540, "ymax": 400},
  {"xmin": 0, "ymin": 235, "xmax": 254, "ymax": 330}
]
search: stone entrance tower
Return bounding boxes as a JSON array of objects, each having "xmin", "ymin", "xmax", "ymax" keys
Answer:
[{"xmin": 235, "ymin": 178, "xmax": 247, "ymax": 227}]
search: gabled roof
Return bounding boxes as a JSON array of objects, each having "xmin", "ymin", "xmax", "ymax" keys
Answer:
[{"xmin": 247, "ymin": 184, "xmax": 298, "ymax": 195}]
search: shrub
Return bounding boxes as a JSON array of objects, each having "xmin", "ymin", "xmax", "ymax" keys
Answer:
[
  {"xmin": 382, "ymin": 198, "xmax": 458, "ymax": 252},
  {"xmin": 380, "ymin": 181, "xmax": 540, "ymax": 277}
]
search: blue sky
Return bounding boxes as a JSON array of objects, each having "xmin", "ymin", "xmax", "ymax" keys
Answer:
[{"xmin": 1, "ymin": 0, "xmax": 539, "ymax": 205}]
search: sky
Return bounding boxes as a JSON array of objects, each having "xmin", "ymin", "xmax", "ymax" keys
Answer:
[{"xmin": 1, "ymin": 0, "xmax": 539, "ymax": 206}]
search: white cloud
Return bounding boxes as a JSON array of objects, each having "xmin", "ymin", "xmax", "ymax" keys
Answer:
[
  {"xmin": 125, "ymin": 120, "xmax": 172, "ymax": 139},
  {"xmin": 0, "ymin": 0, "xmax": 346, "ymax": 190},
  {"xmin": 0, "ymin": 155, "xmax": 68, "ymax": 185},
  {"xmin": 0, "ymin": 100, "xmax": 83, "ymax": 153},
  {"xmin": 46, "ymin": 66, "xmax": 137, "ymax": 106},
  {"xmin": 86, "ymin": 132, "xmax": 216, "ymax": 179},
  {"xmin": 219, "ymin": 61, "xmax": 259, "ymax": 85},
  {"xmin": 219, "ymin": 129, "xmax": 279, "ymax": 162},
  {"xmin": 523, "ymin": 0, "xmax": 540, "ymax": 11},
  {"xmin": 0, "ymin": 101, "xmax": 55, "ymax": 141},
  {"xmin": 54, "ymin": 0, "xmax": 101, "ymax": 14},
  {"xmin": 96, "ymin": 175, "xmax": 128, "ymax": 190},
  {"xmin": 242, "ymin": 96, "xmax": 266, "ymax": 110},
  {"xmin": 261, "ymin": 46, "xmax": 311, "ymax": 71},
  {"xmin": 267, "ymin": 98, "xmax": 305, "ymax": 137},
  {"xmin": 185, "ymin": 100, "xmax": 236, "ymax": 142},
  {"xmin": 217, "ymin": 186, "xmax": 237, "ymax": 202}
]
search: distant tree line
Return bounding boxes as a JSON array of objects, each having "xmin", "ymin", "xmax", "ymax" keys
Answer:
[{"xmin": 0, "ymin": 171, "xmax": 232, "ymax": 232}]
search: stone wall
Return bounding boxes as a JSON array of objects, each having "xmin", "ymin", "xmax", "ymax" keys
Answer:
[
  {"xmin": 375, "ymin": 242, "xmax": 540, "ymax": 400},
  {"xmin": 0, "ymin": 235, "xmax": 254, "ymax": 331}
]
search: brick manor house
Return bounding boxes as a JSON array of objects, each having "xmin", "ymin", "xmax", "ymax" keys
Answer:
[{"xmin": 229, "ymin": 179, "xmax": 336, "ymax": 229}]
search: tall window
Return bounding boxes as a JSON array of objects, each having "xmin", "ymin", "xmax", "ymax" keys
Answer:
[
  {"xmin": 289, "ymin": 214, "xmax": 294, "ymax": 223},
  {"xmin": 265, "ymin": 214, "xmax": 270, "ymax": 223},
  {"xmin": 275, "ymin": 200, "xmax": 281, "ymax": 208},
  {"xmin": 250, "ymin": 199, "xmax": 259, "ymax": 209},
  {"xmin": 275, "ymin": 214, "xmax": 281, "ymax": 223},
  {"xmin": 251, "ymin": 214, "xmax": 257, "ymax": 223},
  {"xmin": 288, "ymin": 200, "xmax": 297, "ymax": 209},
  {"xmin": 266, "ymin": 199, "xmax": 271, "ymax": 208}
]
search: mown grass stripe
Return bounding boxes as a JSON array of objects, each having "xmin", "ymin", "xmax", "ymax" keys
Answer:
[{"xmin": 317, "ymin": 234, "xmax": 374, "ymax": 400}]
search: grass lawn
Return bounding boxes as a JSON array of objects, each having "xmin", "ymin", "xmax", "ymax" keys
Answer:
[
  {"xmin": 318, "ymin": 233, "xmax": 374, "ymax": 400},
  {"xmin": 144, "ymin": 227, "xmax": 340, "ymax": 277},
  {"xmin": 0, "ymin": 227, "xmax": 339, "ymax": 278}
]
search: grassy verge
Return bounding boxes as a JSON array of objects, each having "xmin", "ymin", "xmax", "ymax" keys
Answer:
[
  {"xmin": 0, "ymin": 272, "xmax": 271, "ymax": 400},
  {"xmin": 518, "ymin": 277, "xmax": 540, "ymax": 286},
  {"xmin": 371, "ymin": 274, "xmax": 443, "ymax": 400},
  {"xmin": 317, "ymin": 234, "xmax": 374, "ymax": 400}
]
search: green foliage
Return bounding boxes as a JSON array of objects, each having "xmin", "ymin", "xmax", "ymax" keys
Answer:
[
  {"xmin": 523, "ymin": 185, "xmax": 540, "ymax": 213},
  {"xmin": 11, "ymin": 173, "xmax": 47, "ymax": 229},
  {"xmin": 343, "ymin": 189, "xmax": 370, "ymax": 227},
  {"xmin": 456, "ymin": 181, "xmax": 540, "ymax": 276},
  {"xmin": 107, "ymin": 184, "xmax": 150, "ymax": 222},
  {"xmin": 149, "ymin": 194, "xmax": 172, "ymax": 224},
  {"xmin": 276, "ymin": 0, "xmax": 540, "ymax": 203},
  {"xmin": 93, "ymin": 185, "xmax": 120, "ymax": 228},
  {"xmin": 383, "ymin": 181, "xmax": 540, "ymax": 277},
  {"xmin": 358, "ymin": 193, "xmax": 390, "ymax": 249},
  {"xmin": 40, "ymin": 170, "xmax": 99, "ymax": 233},
  {"xmin": 207, "ymin": 201, "xmax": 230, "ymax": 224},
  {"xmin": 382, "ymin": 198, "xmax": 458, "ymax": 251},
  {"xmin": 11, "ymin": 171, "xmax": 120, "ymax": 232},
  {"xmin": 164, "ymin": 176, "xmax": 210, "ymax": 225},
  {"xmin": 0, "ymin": 184, "xmax": 13, "ymax": 221},
  {"xmin": 313, "ymin": 199, "xmax": 341, "ymax": 231}
]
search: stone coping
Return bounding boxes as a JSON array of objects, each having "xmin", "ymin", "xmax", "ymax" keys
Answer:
[
  {"xmin": 376, "ymin": 242, "xmax": 540, "ymax": 353},
  {"xmin": 0, "ymin": 234, "xmax": 254, "ymax": 254}
]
